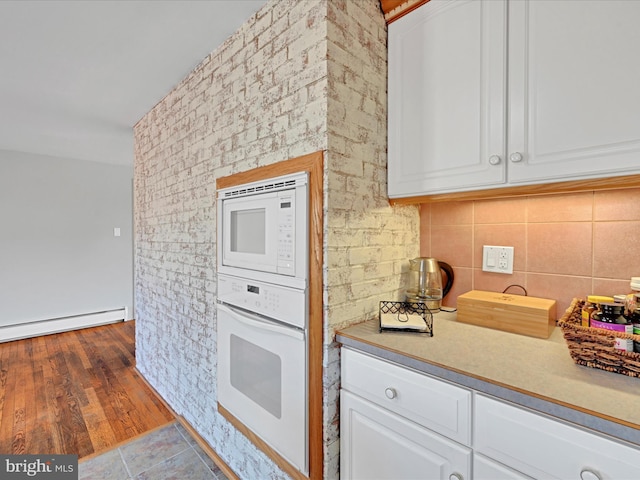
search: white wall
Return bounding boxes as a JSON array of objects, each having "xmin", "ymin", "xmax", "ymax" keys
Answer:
[{"xmin": 0, "ymin": 149, "xmax": 134, "ymax": 327}]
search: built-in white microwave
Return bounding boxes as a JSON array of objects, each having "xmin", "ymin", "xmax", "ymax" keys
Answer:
[{"xmin": 217, "ymin": 172, "xmax": 308, "ymax": 289}]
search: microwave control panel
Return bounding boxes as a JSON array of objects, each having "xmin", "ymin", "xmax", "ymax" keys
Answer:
[{"xmin": 277, "ymin": 191, "xmax": 295, "ymax": 274}]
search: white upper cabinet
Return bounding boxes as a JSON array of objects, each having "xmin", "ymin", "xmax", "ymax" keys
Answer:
[
  {"xmin": 388, "ymin": 0, "xmax": 507, "ymax": 197},
  {"xmin": 388, "ymin": 0, "xmax": 640, "ymax": 198}
]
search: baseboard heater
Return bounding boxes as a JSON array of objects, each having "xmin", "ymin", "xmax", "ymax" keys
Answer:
[{"xmin": 0, "ymin": 308, "xmax": 128, "ymax": 343}]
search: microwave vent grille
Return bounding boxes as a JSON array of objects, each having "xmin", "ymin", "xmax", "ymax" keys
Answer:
[{"xmin": 223, "ymin": 179, "xmax": 297, "ymax": 198}]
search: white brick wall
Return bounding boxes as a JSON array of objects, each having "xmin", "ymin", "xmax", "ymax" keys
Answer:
[{"xmin": 134, "ymin": 1, "xmax": 418, "ymax": 478}]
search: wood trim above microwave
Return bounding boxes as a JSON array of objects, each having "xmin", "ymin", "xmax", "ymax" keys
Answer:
[
  {"xmin": 381, "ymin": 0, "xmax": 429, "ymax": 23},
  {"xmin": 216, "ymin": 150, "xmax": 324, "ymax": 480}
]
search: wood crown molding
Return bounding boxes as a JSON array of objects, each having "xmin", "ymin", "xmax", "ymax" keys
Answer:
[
  {"xmin": 388, "ymin": 174, "xmax": 640, "ymax": 205},
  {"xmin": 381, "ymin": 0, "xmax": 429, "ymax": 23}
]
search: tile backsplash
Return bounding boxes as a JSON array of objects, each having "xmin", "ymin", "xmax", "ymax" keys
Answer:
[{"xmin": 420, "ymin": 188, "xmax": 640, "ymax": 316}]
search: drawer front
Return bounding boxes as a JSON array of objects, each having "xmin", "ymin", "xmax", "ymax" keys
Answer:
[
  {"xmin": 475, "ymin": 394, "xmax": 640, "ymax": 479},
  {"xmin": 341, "ymin": 390, "xmax": 471, "ymax": 480},
  {"xmin": 341, "ymin": 348, "xmax": 471, "ymax": 445},
  {"xmin": 474, "ymin": 454, "xmax": 533, "ymax": 480}
]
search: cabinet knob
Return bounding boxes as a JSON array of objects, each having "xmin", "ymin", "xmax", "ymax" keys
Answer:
[
  {"xmin": 384, "ymin": 387, "xmax": 397, "ymax": 399},
  {"xmin": 580, "ymin": 469, "xmax": 602, "ymax": 480},
  {"xmin": 449, "ymin": 473, "xmax": 464, "ymax": 480},
  {"xmin": 509, "ymin": 152, "xmax": 524, "ymax": 163},
  {"xmin": 489, "ymin": 155, "xmax": 502, "ymax": 165}
]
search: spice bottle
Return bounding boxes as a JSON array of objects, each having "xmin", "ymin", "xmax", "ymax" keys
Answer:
[
  {"xmin": 583, "ymin": 295, "xmax": 614, "ymax": 327},
  {"xmin": 599, "ymin": 302, "xmax": 626, "ymax": 324}
]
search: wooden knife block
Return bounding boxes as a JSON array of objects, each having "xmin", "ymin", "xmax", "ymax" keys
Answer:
[{"xmin": 456, "ymin": 290, "xmax": 557, "ymax": 339}]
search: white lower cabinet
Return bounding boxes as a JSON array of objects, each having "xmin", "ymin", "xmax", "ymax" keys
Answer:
[
  {"xmin": 340, "ymin": 348, "xmax": 471, "ymax": 480},
  {"xmin": 475, "ymin": 394, "xmax": 640, "ymax": 480},
  {"xmin": 340, "ymin": 347, "xmax": 640, "ymax": 479}
]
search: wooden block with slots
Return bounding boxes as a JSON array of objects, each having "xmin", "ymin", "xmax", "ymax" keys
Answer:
[{"xmin": 456, "ymin": 290, "xmax": 557, "ymax": 339}]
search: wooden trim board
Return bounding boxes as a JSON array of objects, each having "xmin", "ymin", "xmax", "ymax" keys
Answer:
[
  {"xmin": 216, "ymin": 150, "xmax": 324, "ymax": 480},
  {"xmin": 389, "ymin": 174, "xmax": 640, "ymax": 205},
  {"xmin": 177, "ymin": 416, "xmax": 240, "ymax": 480}
]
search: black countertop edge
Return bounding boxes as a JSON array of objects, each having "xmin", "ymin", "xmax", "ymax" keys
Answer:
[{"xmin": 336, "ymin": 333, "xmax": 640, "ymax": 448}]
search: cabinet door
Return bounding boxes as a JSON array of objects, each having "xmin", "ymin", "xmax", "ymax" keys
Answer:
[
  {"xmin": 388, "ymin": 0, "xmax": 507, "ymax": 197},
  {"xmin": 340, "ymin": 390, "xmax": 471, "ymax": 480},
  {"xmin": 508, "ymin": 0, "xmax": 640, "ymax": 184}
]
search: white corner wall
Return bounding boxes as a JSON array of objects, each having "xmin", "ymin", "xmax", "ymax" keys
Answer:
[{"xmin": 0, "ymin": 150, "xmax": 134, "ymax": 329}]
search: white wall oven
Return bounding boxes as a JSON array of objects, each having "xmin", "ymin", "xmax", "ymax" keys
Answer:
[{"xmin": 216, "ymin": 172, "xmax": 309, "ymax": 475}]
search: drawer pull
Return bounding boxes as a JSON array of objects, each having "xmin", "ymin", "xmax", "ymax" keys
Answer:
[
  {"xmin": 449, "ymin": 473, "xmax": 463, "ymax": 480},
  {"xmin": 580, "ymin": 469, "xmax": 602, "ymax": 480},
  {"xmin": 489, "ymin": 155, "xmax": 502, "ymax": 165},
  {"xmin": 384, "ymin": 387, "xmax": 397, "ymax": 399}
]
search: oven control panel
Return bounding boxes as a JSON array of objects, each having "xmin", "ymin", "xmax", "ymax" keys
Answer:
[{"xmin": 217, "ymin": 273, "xmax": 306, "ymax": 329}]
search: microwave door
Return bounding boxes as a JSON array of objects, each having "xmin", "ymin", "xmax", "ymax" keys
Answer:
[{"xmin": 222, "ymin": 193, "xmax": 279, "ymax": 272}]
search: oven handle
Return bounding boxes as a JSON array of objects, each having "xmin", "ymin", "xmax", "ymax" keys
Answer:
[{"xmin": 217, "ymin": 303, "xmax": 305, "ymax": 341}]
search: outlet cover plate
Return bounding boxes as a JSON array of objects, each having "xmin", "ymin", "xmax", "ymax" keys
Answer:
[{"xmin": 482, "ymin": 245, "xmax": 514, "ymax": 274}]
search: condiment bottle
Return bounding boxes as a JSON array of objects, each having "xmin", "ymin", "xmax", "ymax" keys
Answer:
[
  {"xmin": 598, "ymin": 302, "xmax": 634, "ymax": 335},
  {"xmin": 584, "ymin": 295, "xmax": 614, "ymax": 327},
  {"xmin": 599, "ymin": 302, "xmax": 626, "ymax": 324}
]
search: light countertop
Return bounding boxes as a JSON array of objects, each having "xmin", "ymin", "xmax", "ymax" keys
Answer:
[{"xmin": 336, "ymin": 311, "xmax": 640, "ymax": 447}]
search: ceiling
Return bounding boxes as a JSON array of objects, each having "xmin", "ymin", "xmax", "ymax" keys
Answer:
[{"xmin": 0, "ymin": 0, "xmax": 267, "ymax": 166}]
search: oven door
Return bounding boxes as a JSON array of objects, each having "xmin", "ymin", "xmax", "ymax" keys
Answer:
[{"xmin": 217, "ymin": 302, "xmax": 308, "ymax": 474}]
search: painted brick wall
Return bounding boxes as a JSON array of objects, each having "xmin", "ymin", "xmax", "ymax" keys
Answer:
[
  {"xmin": 134, "ymin": 0, "xmax": 418, "ymax": 478},
  {"xmin": 322, "ymin": 2, "xmax": 419, "ymax": 473}
]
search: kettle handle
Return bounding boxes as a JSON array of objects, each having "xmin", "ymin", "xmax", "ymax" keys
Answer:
[{"xmin": 438, "ymin": 261, "xmax": 454, "ymax": 299}]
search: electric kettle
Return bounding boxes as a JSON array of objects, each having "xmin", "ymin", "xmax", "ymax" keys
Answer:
[{"xmin": 406, "ymin": 257, "xmax": 454, "ymax": 311}]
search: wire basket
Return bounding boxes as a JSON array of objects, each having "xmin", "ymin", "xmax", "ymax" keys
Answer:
[
  {"xmin": 558, "ymin": 298, "xmax": 640, "ymax": 377},
  {"xmin": 379, "ymin": 301, "xmax": 433, "ymax": 336}
]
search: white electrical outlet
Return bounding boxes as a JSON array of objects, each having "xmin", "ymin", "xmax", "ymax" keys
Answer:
[{"xmin": 482, "ymin": 245, "xmax": 514, "ymax": 274}]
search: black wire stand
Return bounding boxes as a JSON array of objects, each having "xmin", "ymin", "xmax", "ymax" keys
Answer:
[{"xmin": 379, "ymin": 301, "xmax": 434, "ymax": 336}]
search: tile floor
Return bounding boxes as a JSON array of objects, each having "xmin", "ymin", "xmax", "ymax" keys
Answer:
[{"xmin": 79, "ymin": 422, "xmax": 230, "ymax": 480}]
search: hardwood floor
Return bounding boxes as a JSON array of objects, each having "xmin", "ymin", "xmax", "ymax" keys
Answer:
[{"xmin": 0, "ymin": 321, "xmax": 175, "ymax": 458}]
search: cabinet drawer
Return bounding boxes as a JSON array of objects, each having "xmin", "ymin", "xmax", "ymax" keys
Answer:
[
  {"xmin": 474, "ymin": 454, "xmax": 532, "ymax": 480},
  {"xmin": 341, "ymin": 348, "xmax": 471, "ymax": 445},
  {"xmin": 475, "ymin": 394, "xmax": 640, "ymax": 479}
]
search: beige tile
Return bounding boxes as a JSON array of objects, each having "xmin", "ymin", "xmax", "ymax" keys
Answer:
[
  {"xmin": 431, "ymin": 201, "xmax": 473, "ymax": 225},
  {"xmin": 120, "ymin": 424, "xmax": 190, "ymax": 476},
  {"xmin": 443, "ymin": 266, "xmax": 472, "ymax": 308},
  {"xmin": 527, "ymin": 192, "xmax": 593, "ymax": 223},
  {"xmin": 526, "ymin": 274, "xmax": 592, "ymax": 317},
  {"xmin": 593, "ymin": 221, "xmax": 640, "ymax": 279},
  {"xmin": 474, "ymin": 197, "xmax": 526, "ymax": 224},
  {"xmin": 431, "ymin": 225, "xmax": 473, "ymax": 268},
  {"xmin": 474, "ymin": 224, "xmax": 526, "ymax": 270},
  {"xmin": 419, "ymin": 204, "xmax": 431, "ymax": 257},
  {"xmin": 79, "ymin": 449, "xmax": 128, "ymax": 480},
  {"xmin": 527, "ymin": 223, "xmax": 592, "ymax": 276},
  {"xmin": 472, "ymin": 269, "xmax": 527, "ymax": 295},
  {"xmin": 594, "ymin": 188, "xmax": 640, "ymax": 221},
  {"xmin": 137, "ymin": 449, "xmax": 217, "ymax": 480},
  {"xmin": 592, "ymin": 278, "xmax": 633, "ymax": 297}
]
